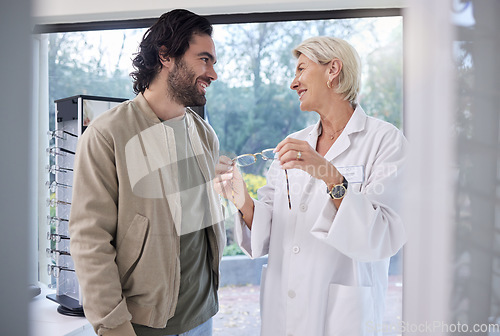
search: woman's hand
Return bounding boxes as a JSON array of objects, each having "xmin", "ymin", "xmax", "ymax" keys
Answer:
[
  {"xmin": 214, "ymin": 155, "xmax": 248, "ymax": 209},
  {"xmin": 275, "ymin": 138, "xmax": 343, "ymax": 186},
  {"xmin": 214, "ymin": 156, "xmax": 255, "ymax": 228}
]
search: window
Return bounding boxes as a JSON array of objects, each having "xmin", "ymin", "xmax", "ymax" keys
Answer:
[
  {"xmin": 47, "ymin": 29, "xmax": 142, "ymax": 120},
  {"xmin": 205, "ymin": 16, "xmax": 403, "ymax": 334},
  {"xmin": 207, "ymin": 15, "xmax": 403, "ymax": 247},
  {"xmin": 43, "ymin": 11, "xmax": 403, "ymax": 333}
]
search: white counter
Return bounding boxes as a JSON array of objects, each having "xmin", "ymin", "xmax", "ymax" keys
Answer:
[{"xmin": 29, "ymin": 283, "xmax": 96, "ymax": 336}]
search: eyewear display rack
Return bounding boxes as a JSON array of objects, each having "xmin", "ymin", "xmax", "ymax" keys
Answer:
[{"xmin": 46, "ymin": 95, "xmax": 126, "ymax": 316}]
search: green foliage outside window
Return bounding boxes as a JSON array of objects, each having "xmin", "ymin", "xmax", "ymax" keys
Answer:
[
  {"xmin": 223, "ymin": 243, "xmax": 245, "ymax": 256},
  {"xmin": 46, "ymin": 16, "xmax": 403, "ymax": 259},
  {"xmin": 207, "ymin": 18, "xmax": 403, "ymax": 168},
  {"xmin": 242, "ymin": 173, "xmax": 267, "ymax": 199}
]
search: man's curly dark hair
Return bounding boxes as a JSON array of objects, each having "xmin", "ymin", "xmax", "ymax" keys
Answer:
[{"xmin": 130, "ymin": 9, "xmax": 213, "ymax": 94}]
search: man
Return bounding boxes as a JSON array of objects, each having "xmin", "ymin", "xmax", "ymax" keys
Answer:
[{"xmin": 69, "ymin": 9, "xmax": 225, "ymax": 336}]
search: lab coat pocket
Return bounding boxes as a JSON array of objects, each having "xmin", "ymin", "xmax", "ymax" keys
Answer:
[
  {"xmin": 350, "ymin": 182, "xmax": 362, "ymax": 194},
  {"xmin": 325, "ymin": 283, "xmax": 375, "ymax": 336},
  {"xmin": 116, "ymin": 213, "xmax": 149, "ymax": 281}
]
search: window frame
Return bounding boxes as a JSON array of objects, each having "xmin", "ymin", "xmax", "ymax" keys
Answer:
[{"xmin": 34, "ymin": 8, "xmax": 402, "ymax": 33}]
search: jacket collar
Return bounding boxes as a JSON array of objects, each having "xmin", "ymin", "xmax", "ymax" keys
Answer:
[
  {"xmin": 306, "ymin": 104, "xmax": 367, "ymax": 162},
  {"xmin": 132, "ymin": 93, "xmax": 195, "ymax": 129},
  {"xmin": 132, "ymin": 92, "xmax": 162, "ymax": 125}
]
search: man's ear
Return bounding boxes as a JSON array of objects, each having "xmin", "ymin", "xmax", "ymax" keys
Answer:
[{"xmin": 159, "ymin": 46, "xmax": 172, "ymax": 68}]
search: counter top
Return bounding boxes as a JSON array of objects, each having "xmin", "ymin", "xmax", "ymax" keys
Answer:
[{"xmin": 29, "ymin": 283, "xmax": 95, "ymax": 336}]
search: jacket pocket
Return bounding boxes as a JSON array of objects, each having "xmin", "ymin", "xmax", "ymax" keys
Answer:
[
  {"xmin": 325, "ymin": 283, "xmax": 375, "ymax": 336},
  {"xmin": 116, "ymin": 214, "xmax": 149, "ymax": 281}
]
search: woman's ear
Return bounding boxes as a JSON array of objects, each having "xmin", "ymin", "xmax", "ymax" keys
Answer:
[{"xmin": 327, "ymin": 59, "xmax": 343, "ymax": 83}]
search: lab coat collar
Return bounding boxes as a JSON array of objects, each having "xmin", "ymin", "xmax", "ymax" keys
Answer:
[{"xmin": 307, "ymin": 104, "xmax": 368, "ymax": 162}]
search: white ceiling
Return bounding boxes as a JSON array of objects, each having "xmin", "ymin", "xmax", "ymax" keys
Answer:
[{"xmin": 32, "ymin": 0, "xmax": 406, "ymax": 25}]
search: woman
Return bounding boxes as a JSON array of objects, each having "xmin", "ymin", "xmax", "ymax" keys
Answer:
[{"xmin": 215, "ymin": 36, "xmax": 407, "ymax": 336}]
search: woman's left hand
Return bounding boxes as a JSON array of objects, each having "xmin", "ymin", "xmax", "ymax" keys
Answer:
[{"xmin": 275, "ymin": 138, "xmax": 342, "ymax": 185}]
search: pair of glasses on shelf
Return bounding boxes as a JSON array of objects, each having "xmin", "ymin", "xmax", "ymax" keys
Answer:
[
  {"xmin": 46, "ymin": 165, "xmax": 73, "ymax": 174},
  {"xmin": 47, "ymin": 232, "xmax": 70, "ymax": 242},
  {"xmin": 46, "ymin": 146, "xmax": 75, "ymax": 157},
  {"xmin": 47, "ymin": 215, "xmax": 69, "ymax": 227},
  {"xmin": 46, "ymin": 248, "xmax": 71, "ymax": 261},
  {"xmin": 47, "ymin": 130, "xmax": 78, "ymax": 140},
  {"xmin": 46, "ymin": 181, "xmax": 71, "ymax": 192},
  {"xmin": 231, "ymin": 149, "xmax": 291, "ymax": 210},
  {"xmin": 46, "ymin": 198, "xmax": 71, "ymax": 207},
  {"xmin": 47, "ymin": 264, "xmax": 75, "ymax": 278}
]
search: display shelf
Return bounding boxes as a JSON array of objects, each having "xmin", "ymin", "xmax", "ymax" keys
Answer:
[{"xmin": 46, "ymin": 95, "xmax": 126, "ymax": 316}]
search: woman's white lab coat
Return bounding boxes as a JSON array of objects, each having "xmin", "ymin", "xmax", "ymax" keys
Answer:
[{"xmin": 235, "ymin": 105, "xmax": 407, "ymax": 336}]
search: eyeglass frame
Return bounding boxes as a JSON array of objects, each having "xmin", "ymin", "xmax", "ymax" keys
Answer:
[
  {"xmin": 232, "ymin": 148, "xmax": 291, "ymax": 210},
  {"xmin": 47, "ymin": 264, "xmax": 75, "ymax": 278},
  {"xmin": 47, "ymin": 232, "xmax": 70, "ymax": 242},
  {"xmin": 47, "ymin": 129, "xmax": 78, "ymax": 140},
  {"xmin": 233, "ymin": 148, "xmax": 276, "ymax": 167},
  {"xmin": 46, "ymin": 248, "xmax": 71, "ymax": 261},
  {"xmin": 46, "ymin": 146, "xmax": 76, "ymax": 156},
  {"xmin": 47, "ymin": 198, "xmax": 72, "ymax": 207},
  {"xmin": 46, "ymin": 180, "xmax": 72, "ymax": 192},
  {"xmin": 47, "ymin": 215, "xmax": 69, "ymax": 227},
  {"xmin": 46, "ymin": 164, "xmax": 73, "ymax": 174}
]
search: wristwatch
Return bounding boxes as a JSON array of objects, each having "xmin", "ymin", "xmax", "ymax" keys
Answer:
[{"xmin": 327, "ymin": 176, "xmax": 348, "ymax": 199}]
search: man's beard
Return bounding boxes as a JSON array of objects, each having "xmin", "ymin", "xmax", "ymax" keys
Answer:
[{"xmin": 167, "ymin": 58, "xmax": 209, "ymax": 107}]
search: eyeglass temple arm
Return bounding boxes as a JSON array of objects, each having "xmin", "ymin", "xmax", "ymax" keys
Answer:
[
  {"xmin": 63, "ymin": 130, "xmax": 78, "ymax": 137},
  {"xmin": 59, "ymin": 147, "xmax": 76, "ymax": 155}
]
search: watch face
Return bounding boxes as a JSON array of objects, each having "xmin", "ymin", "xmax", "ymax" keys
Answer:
[{"xmin": 331, "ymin": 185, "xmax": 346, "ymax": 199}]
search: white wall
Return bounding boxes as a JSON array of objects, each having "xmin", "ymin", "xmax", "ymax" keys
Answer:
[
  {"xmin": 403, "ymin": 0, "xmax": 456, "ymax": 333},
  {"xmin": 32, "ymin": 0, "xmax": 406, "ymax": 25},
  {"xmin": 0, "ymin": 0, "xmax": 32, "ymax": 335}
]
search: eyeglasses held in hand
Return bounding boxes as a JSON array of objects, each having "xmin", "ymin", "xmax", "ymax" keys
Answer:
[
  {"xmin": 47, "ymin": 215, "xmax": 69, "ymax": 227},
  {"xmin": 46, "ymin": 165, "xmax": 73, "ymax": 174},
  {"xmin": 233, "ymin": 148, "xmax": 276, "ymax": 167},
  {"xmin": 47, "ymin": 232, "xmax": 70, "ymax": 242},
  {"xmin": 233, "ymin": 148, "xmax": 291, "ymax": 210},
  {"xmin": 46, "ymin": 146, "xmax": 76, "ymax": 157},
  {"xmin": 47, "ymin": 130, "xmax": 78, "ymax": 140},
  {"xmin": 47, "ymin": 264, "xmax": 75, "ymax": 278}
]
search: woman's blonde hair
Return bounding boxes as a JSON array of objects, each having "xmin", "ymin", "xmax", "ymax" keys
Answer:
[{"xmin": 293, "ymin": 36, "xmax": 361, "ymax": 105}]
